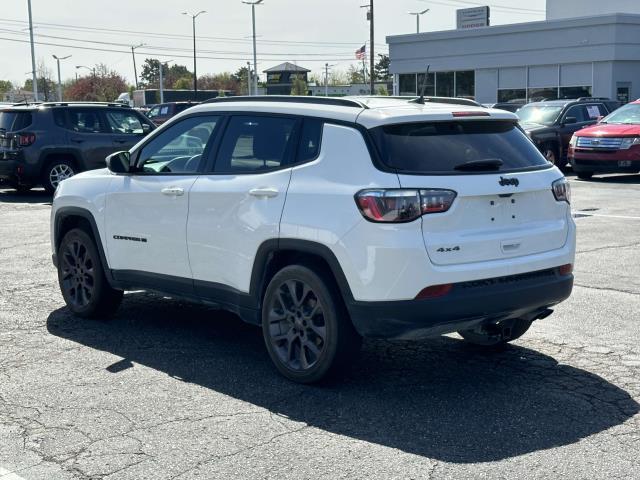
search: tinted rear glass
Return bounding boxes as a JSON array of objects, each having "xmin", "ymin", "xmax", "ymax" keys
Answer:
[
  {"xmin": 371, "ymin": 121, "xmax": 549, "ymax": 174},
  {"xmin": 0, "ymin": 111, "xmax": 33, "ymax": 132}
]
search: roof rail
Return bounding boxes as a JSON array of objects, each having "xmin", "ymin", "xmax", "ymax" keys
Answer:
[
  {"xmin": 38, "ymin": 101, "xmax": 130, "ymax": 108},
  {"xmin": 203, "ymin": 95, "xmax": 368, "ymax": 109},
  {"xmin": 409, "ymin": 96, "xmax": 482, "ymax": 107},
  {"xmin": 577, "ymin": 97, "xmax": 611, "ymax": 102}
]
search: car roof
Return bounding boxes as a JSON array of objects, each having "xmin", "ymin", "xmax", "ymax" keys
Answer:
[{"xmin": 184, "ymin": 95, "xmax": 517, "ymax": 129}]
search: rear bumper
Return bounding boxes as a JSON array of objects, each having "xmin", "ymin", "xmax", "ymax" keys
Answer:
[
  {"xmin": 570, "ymin": 157, "xmax": 640, "ymax": 174},
  {"xmin": 347, "ymin": 268, "xmax": 573, "ymax": 340}
]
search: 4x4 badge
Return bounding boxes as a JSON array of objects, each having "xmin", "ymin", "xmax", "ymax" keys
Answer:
[{"xmin": 499, "ymin": 177, "xmax": 519, "ymax": 187}]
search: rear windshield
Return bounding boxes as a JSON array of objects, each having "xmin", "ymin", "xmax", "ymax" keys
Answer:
[
  {"xmin": 370, "ymin": 120, "xmax": 549, "ymax": 174},
  {"xmin": 0, "ymin": 111, "xmax": 33, "ymax": 132}
]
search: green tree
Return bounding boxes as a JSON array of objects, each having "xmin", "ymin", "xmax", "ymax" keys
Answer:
[
  {"xmin": 374, "ymin": 54, "xmax": 390, "ymax": 81},
  {"xmin": 139, "ymin": 59, "xmax": 192, "ymax": 89},
  {"xmin": 233, "ymin": 66, "xmax": 250, "ymax": 95},
  {"xmin": 290, "ymin": 76, "xmax": 308, "ymax": 96},
  {"xmin": 347, "ymin": 64, "xmax": 366, "ymax": 84},
  {"xmin": 0, "ymin": 80, "xmax": 12, "ymax": 95},
  {"xmin": 173, "ymin": 77, "xmax": 192, "ymax": 89}
]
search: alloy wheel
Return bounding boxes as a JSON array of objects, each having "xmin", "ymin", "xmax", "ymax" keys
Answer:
[
  {"xmin": 49, "ymin": 164, "xmax": 75, "ymax": 189},
  {"xmin": 60, "ymin": 238, "xmax": 95, "ymax": 308},
  {"xmin": 267, "ymin": 279, "xmax": 327, "ymax": 371}
]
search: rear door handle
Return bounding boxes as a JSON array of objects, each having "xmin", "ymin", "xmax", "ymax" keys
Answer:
[
  {"xmin": 249, "ymin": 187, "xmax": 279, "ymax": 198},
  {"xmin": 161, "ymin": 187, "xmax": 184, "ymax": 196},
  {"xmin": 70, "ymin": 138, "xmax": 84, "ymax": 143},
  {"xmin": 114, "ymin": 139, "xmax": 128, "ymax": 144}
]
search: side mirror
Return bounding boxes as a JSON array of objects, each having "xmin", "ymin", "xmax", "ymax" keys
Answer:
[
  {"xmin": 563, "ymin": 117, "xmax": 577, "ymax": 125},
  {"xmin": 142, "ymin": 123, "xmax": 152, "ymax": 134},
  {"xmin": 106, "ymin": 151, "xmax": 131, "ymax": 174}
]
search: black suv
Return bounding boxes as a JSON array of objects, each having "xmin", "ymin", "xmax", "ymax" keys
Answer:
[
  {"xmin": 146, "ymin": 102, "xmax": 198, "ymax": 126},
  {"xmin": 516, "ymin": 98, "xmax": 620, "ymax": 168},
  {"xmin": 0, "ymin": 102, "xmax": 155, "ymax": 193}
]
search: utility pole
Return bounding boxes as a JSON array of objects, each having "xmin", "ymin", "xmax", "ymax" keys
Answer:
[
  {"xmin": 182, "ymin": 11, "xmax": 207, "ymax": 100},
  {"xmin": 27, "ymin": 0, "xmax": 38, "ymax": 101},
  {"xmin": 369, "ymin": 0, "xmax": 374, "ymax": 95},
  {"xmin": 159, "ymin": 59, "xmax": 174, "ymax": 103},
  {"xmin": 409, "ymin": 8, "xmax": 429, "ymax": 33},
  {"xmin": 243, "ymin": 0, "xmax": 264, "ymax": 96},
  {"xmin": 131, "ymin": 43, "xmax": 145, "ymax": 90},
  {"xmin": 52, "ymin": 54, "xmax": 71, "ymax": 102},
  {"xmin": 247, "ymin": 61, "xmax": 252, "ymax": 96},
  {"xmin": 325, "ymin": 63, "xmax": 331, "ymax": 96}
]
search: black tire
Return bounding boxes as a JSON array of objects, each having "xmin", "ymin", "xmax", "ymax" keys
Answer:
[
  {"xmin": 458, "ymin": 318, "xmax": 533, "ymax": 348},
  {"xmin": 42, "ymin": 158, "xmax": 76, "ymax": 194},
  {"xmin": 577, "ymin": 172, "xmax": 594, "ymax": 180},
  {"xmin": 542, "ymin": 144, "xmax": 562, "ymax": 168},
  {"xmin": 261, "ymin": 264, "xmax": 362, "ymax": 384},
  {"xmin": 57, "ymin": 228, "xmax": 123, "ymax": 318}
]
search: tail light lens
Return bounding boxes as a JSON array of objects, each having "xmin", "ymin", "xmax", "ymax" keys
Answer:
[
  {"xmin": 558, "ymin": 264, "xmax": 573, "ymax": 276},
  {"xmin": 355, "ymin": 189, "xmax": 456, "ymax": 223},
  {"xmin": 552, "ymin": 178, "xmax": 571, "ymax": 204},
  {"xmin": 17, "ymin": 133, "xmax": 36, "ymax": 147},
  {"xmin": 415, "ymin": 283, "xmax": 453, "ymax": 299}
]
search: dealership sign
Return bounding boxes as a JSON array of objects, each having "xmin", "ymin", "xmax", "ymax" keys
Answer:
[{"xmin": 456, "ymin": 6, "xmax": 490, "ymax": 29}]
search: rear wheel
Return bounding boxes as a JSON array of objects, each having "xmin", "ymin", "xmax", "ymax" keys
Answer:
[
  {"xmin": 543, "ymin": 144, "xmax": 561, "ymax": 168},
  {"xmin": 262, "ymin": 265, "xmax": 361, "ymax": 383},
  {"xmin": 57, "ymin": 228, "xmax": 123, "ymax": 318},
  {"xmin": 577, "ymin": 172, "xmax": 594, "ymax": 180},
  {"xmin": 458, "ymin": 318, "xmax": 533, "ymax": 348},
  {"xmin": 43, "ymin": 159, "xmax": 76, "ymax": 194}
]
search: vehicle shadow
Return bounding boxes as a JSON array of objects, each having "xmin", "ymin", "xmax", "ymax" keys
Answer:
[
  {"xmin": 47, "ymin": 293, "xmax": 639, "ymax": 464},
  {"xmin": 0, "ymin": 188, "xmax": 52, "ymax": 205}
]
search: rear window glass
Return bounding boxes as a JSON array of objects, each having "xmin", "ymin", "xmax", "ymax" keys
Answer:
[
  {"xmin": 370, "ymin": 121, "xmax": 549, "ymax": 174},
  {"xmin": 0, "ymin": 111, "xmax": 33, "ymax": 132}
]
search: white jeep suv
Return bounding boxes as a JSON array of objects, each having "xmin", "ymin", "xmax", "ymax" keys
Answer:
[{"xmin": 51, "ymin": 96, "xmax": 575, "ymax": 383}]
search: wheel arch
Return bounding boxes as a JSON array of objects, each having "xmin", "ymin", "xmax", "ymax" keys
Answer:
[
  {"xmin": 40, "ymin": 150, "xmax": 83, "ymax": 177},
  {"xmin": 251, "ymin": 239, "xmax": 355, "ymax": 312},
  {"xmin": 54, "ymin": 207, "xmax": 112, "ymax": 282}
]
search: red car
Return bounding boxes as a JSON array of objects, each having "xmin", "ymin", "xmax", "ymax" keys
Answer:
[{"xmin": 569, "ymin": 100, "xmax": 640, "ymax": 179}]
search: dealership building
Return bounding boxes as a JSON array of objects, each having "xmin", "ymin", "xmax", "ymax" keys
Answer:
[{"xmin": 387, "ymin": 0, "xmax": 640, "ymax": 104}]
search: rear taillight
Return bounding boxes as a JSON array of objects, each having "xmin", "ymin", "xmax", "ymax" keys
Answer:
[
  {"xmin": 355, "ymin": 189, "xmax": 456, "ymax": 223},
  {"xmin": 17, "ymin": 132, "xmax": 36, "ymax": 147},
  {"xmin": 552, "ymin": 178, "xmax": 571, "ymax": 204},
  {"xmin": 452, "ymin": 111, "xmax": 490, "ymax": 117}
]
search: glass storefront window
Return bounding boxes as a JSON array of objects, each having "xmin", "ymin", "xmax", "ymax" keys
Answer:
[
  {"xmin": 527, "ymin": 87, "xmax": 559, "ymax": 102},
  {"xmin": 399, "ymin": 74, "xmax": 417, "ymax": 96},
  {"xmin": 455, "ymin": 71, "xmax": 475, "ymax": 98},
  {"xmin": 436, "ymin": 71, "xmax": 454, "ymax": 97},
  {"xmin": 416, "ymin": 72, "xmax": 435, "ymax": 96},
  {"xmin": 498, "ymin": 89, "xmax": 526, "ymax": 103},
  {"xmin": 559, "ymin": 86, "xmax": 592, "ymax": 99}
]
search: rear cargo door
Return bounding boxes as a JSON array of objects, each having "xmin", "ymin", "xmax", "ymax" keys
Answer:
[{"xmin": 371, "ymin": 119, "xmax": 570, "ymax": 266}]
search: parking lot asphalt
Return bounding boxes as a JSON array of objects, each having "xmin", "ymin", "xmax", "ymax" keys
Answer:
[{"xmin": 0, "ymin": 174, "xmax": 639, "ymax": 480}]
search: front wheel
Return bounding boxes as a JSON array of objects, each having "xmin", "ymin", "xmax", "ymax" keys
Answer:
[
  {"xmin": 43, "ymin": 159, "xmax": 76, "ymax": 194},
  {"xmin": 57, "ymin": 228, "xmax": 123, "ymax": 318},
  {"xmin": 262, "ymin": 265, "xmax": 361, "ymax": 383},
  {"xmin": 458, "ymin": 318, "xmax": 533, "ymax": 348}
]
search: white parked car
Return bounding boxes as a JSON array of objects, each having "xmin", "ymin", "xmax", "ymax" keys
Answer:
[{"xmin": 50, "ymin": 96, "xmax": 575, "ymax": 383}]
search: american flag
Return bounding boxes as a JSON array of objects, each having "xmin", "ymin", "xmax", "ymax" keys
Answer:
[{"xmin": 355, "ymin": 44, "xmax": 366, "ymax": 60}]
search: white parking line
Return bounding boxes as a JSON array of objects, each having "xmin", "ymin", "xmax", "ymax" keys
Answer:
[{"xmin": 0, "ymin": 467, "xmax": 27, "ymax": 480}]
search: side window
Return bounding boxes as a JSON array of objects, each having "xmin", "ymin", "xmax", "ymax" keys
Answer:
[
  {"xmin": 564, "ymin": 105, "xmax": 586, "ymax": 123},
  {"xmin": 585, "ymin": 104, "xmax": 607, "ymax": 119},
  {"xmin": 52, "ymin": 109, "xmax": 66, "ymax": 127},
  {"xmin": 296, "ymin": 118, "xmax": 323, "ymax": 163},
  {"xmin": 137, "ymin": 115, "xmax": 219, "ymax": 174},
  {"xmin": 160, "ymin": 105, "xmax": 170, "ymax": 116},
  {"xmin": 214, "ymin": 115, "xmax": 297, "ymax": 173},
  {"xmin": 105, "ymin": 110, "xmax": 144, "ymax": 134},
  {"xmin": 67, "ymin": 109, "xmax": 107, "ymax": 133},
  {"xmin": 147, "ymin": 106, "xmax": 160, "ymax": 119}
]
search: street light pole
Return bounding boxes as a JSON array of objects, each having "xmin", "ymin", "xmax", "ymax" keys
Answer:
[
  {"xmin": 27, "ymin": 0, "xmax": 38, "ymax": 101},
  {"xmin": 52, "ymin": 54, "xmax": 71, "ymax": 102},
  {"xmin": 182, "ymin": 11, "xmax": 206, "ymax": 100},
  {"xmin": 242, "ymin": 0, "xmax": 264, "ymax": 96},
  {"xmin": 131, "ymin": 43, "xmax": 145, "ymax": 90},
  {"xmin": 408, "ymin": 8, "xmax": 429, "ymax": 33},
  {"xmin": 369, "ymin": 0, "xmax": 374, "ymax": 95},
  {"xmin": 246, "ymin": 61, "xmax": 252, "ymax": 96},
  {"xmin": 324, "ymin": 63, "xmax": 336, "ymax": 96},
  {"xmin": 159, "ymin": 60, "xmax": 173, "ymax": 104}
]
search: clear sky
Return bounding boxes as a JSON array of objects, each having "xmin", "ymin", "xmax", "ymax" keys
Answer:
[{"xmin": 1, "ymin": 0, "xmax": 546, "ymax": 86}]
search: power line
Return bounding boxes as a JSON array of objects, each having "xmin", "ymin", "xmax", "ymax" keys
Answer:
[
  {"xmin": 426, "ymin": 0, "xmax": 544, "ymax": 15},
  {"xmin": 0, "ymin": 36, "xmax": 387, "ymax": 64}
]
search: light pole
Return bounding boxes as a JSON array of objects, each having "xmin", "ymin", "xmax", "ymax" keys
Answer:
[
  {"xmin": 246, "ymin": 61, "xmax": 252, "ymax": 96},
  {"xmin": 158, "ymin": 60, "xmax": 173, "ymax": 103},
  {"xmin": 27, "ymin": 0, "xmax": 38, "ymax": 101},
  {"xmin": 409, "ymin": 8, "xmax": 429, "ymax": 33},
  {"xmin": 52, "ymin": 54, "xmax": 71, "ymax": 101},
  {"xmin": 182, "ymin": 10, "xmax": 206, "ymax": 100},
  {"xmin": 324, "ymin": 63, "xmax": 336, "ymax": 96},
  {"xmin": 242, "ymin": 0, "xmax": 263, "ymax": 96},
  {"xmin": 131, "ymin": 43, "xmax": 145, "ymax": 90},
  {"xmin": 76, "ymin": 65, "xmax": 95, "ymax": 77}
]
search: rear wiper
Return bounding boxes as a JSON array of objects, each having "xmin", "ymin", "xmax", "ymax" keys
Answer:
[{"xmin": 453, "ymin": 159, "xmax": 503, "ymax": 171}]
